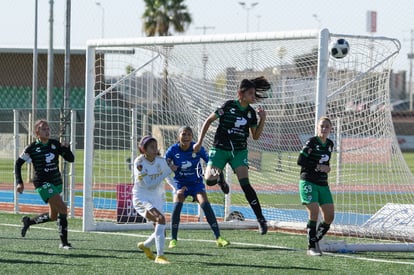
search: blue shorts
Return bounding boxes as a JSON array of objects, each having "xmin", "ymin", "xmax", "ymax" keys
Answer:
[{"xmin": 177, "ymin": 181, "xmax": 206, "ymax": 198}]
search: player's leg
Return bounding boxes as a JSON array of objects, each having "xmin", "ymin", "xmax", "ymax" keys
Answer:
[
  {"xmin": 316, "ymin": 186, "xmax": 334, "ymax": 241},
  {"xmin": 216, "ymin": 171, "xmax": 229, "ymax": 194},
  {"xmin": 21, "ymin": 212, "xmax": 51, "ymax": 237},
  {"xmin": 304, "ymin": 203, "xmax": 321, "ymax": 255},
  {"xmin": 299, "ymin": 180, "xmax": 322, "ymax": 256},
  {"xmin": 21, "ymin": 183, "xmax": 59, "ymax": 237},
  {"xmin": 169, "ymin": 191, "xmax": 185, "ymax": 248},
  {"xmin": 197, "ymin": 192, "xmax": 230, "ymax": 247},
  {"xmin": 48, "ymin": 192, "xmax": 72, "ymax": 249},
  {"xmin": 233, "ymin": 159, "xmax": 267, "ymax": 235},
  {"xmin": 134, "ymin": 200, "xmax": 157, "ymax": 260},
  {"xmin": 205, "ymin": 148, "xmax": 229, "ymax": 194},
  {"xmin": 146, "ymin": 208, "xmax": 169, "ymax": 264}
]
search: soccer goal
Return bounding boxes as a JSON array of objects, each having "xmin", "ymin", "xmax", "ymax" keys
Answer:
[{"xmin": 83, "ymin": 29, "xmax": 414, "ymax": 251}]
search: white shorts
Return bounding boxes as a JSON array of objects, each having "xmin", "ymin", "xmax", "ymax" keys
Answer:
[{"xmin": 133, "ymin": 195, "xmax": 164, "ymax": 217}]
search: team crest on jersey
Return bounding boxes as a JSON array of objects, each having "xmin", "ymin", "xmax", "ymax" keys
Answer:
[
  {"xmin": 247, "ymin": 111, "xmax": 251, "ymax": 119},
  {"xmin": 51, "ymin": 144, "xmax": 56, "ymax": 150}
]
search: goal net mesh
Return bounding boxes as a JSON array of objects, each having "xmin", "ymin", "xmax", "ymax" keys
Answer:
[{"xmin": 84, "ymin": 30, "xmax": 414, "ymax": 248}]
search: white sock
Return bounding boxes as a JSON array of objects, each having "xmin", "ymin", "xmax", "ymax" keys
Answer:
[
  {"xmin": 155, "ymin": 223, "xmax": 166, "ymax": 256},
  {"xmin": 144, "ymin": 232, "xmax": 156, "ymax": 247}
]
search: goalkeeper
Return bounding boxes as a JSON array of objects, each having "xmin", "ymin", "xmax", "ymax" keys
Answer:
[
  {"xmin": 194, "ymin": 76, "xmax": 270, "ymax": 235},
  {"xmin": 165, "ymin": 126, "xmax": 230, "ymax": 249},
  {"xmin": 297, "ymin": 116, "xmax": 335, "ymax": 256}
]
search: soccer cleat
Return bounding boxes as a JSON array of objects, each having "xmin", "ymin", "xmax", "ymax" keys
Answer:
[
  {"xmin": 216, "ymin": 236, "xmax": 230, "ymax": 247},
  {"xmin": 21, "ymin": 216, "xmax": 31, "ymax": 237},
  {"xmin": 59, "ymin": 243, "xmax": 74, "ymax": 250},
  {"xmin": 307, "ymin": 247, "xmax": 322, "ymax": 256},
  {"xmin": 217, "ymin": 172, "xmax": 229, "ymax": 194},
  {"xmin": 258, "ymin": 218, "xmax": 268, "ymax": 235},
  {"xmin": 168, "ymin": 239, "xmax": 177, "ymax": 249},
  {"xmin": 154, "ymin": 255, "xmax": 171, "ymax": 264},
  {"xmin": 138, "ymin": 242, "xmax": 155, "ymax": 260}
]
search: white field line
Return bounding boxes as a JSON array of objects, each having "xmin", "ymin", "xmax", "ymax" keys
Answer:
[{"xmin": 2, "ymin": 223, "xmax": 414, "ymax": 266}]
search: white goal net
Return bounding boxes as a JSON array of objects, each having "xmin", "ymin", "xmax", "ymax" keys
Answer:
[{"xmin": 83, "ymin": 29, "xmax": 414, "ymax": 250}]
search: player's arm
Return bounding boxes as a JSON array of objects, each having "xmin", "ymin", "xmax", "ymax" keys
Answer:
[
  {"xmin": 165, "ymin": 175, "xmax": 178, "ymax": 192},
  {"xmin": 297, "ymin": 141, "xmax": 318, "ymax": 170},
  {"xmin": 250, "ymin": 106, "xmax": 266, "ymax": 140},
  {"xmin": 297, "ymin": 152, "xmax": 317, "ymax": 170},
  {"xmin": 15, "ymin": 158, "xmax": 25, "ymax": 193},
  {"xmin": 194, "ymin": 112, "xmax": 217, "ymax": 152},
  {"xmin": 60, "ymin": 142, "xmax": 75, "ymax": 162}
]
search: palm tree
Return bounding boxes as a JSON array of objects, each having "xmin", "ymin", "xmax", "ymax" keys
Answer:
[
  {"xmin": 142, "ymin": 0, "xmax": 192, "ymax": 110},
  {"xmin": 142, "ymin": 0, "xmax": 192, "ymax": 36}
]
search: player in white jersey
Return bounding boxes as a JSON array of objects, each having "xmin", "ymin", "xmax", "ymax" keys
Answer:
[{"xmin": 132, "ymin": 135, "xmax": 176, "ymax": 264}]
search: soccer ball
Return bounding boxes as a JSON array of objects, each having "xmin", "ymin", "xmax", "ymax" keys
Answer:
[
  {"xmin": 330, "ymin": 38, "xmax": 350, "ymax": 59},
  {"xmin": 225, "ymin": 210, "xmax": 245, "ymax": 221}
]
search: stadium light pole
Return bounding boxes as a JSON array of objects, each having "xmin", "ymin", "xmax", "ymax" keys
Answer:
[
  {"xmin": 238, "ymin": 1, "xmax": 259, "ymax": 33},
  {"xmin": 32, "ymin": 0, "xmax": 38, "ymax": 127},
  {"xmin": 95, "ymin": 1, "xmax": 104, "ymax": 38},
  {"xmin": 46, "ymin": 0, "xmax": 54, "ymax": 122}
]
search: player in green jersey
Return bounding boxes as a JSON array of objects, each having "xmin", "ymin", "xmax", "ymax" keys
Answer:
[
  {"xmin": 297, "ymin": 116, "xmax": 335, "ymax": 256},
  {"xmin": 194, "ymin": 76, "xmax": 271, "ymax": 234},
  {"xmin": 15, "ymin": 119, "xmax": 75, "ymax": 249}
]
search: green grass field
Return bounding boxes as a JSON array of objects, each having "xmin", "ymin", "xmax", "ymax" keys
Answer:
[
  {"xmin": 2, "ymin": 153, "xmax": 414, "ymax": 274},
  {"xmin": 1, "ymin": 212, "xmax": 413, "ymax": 274}
]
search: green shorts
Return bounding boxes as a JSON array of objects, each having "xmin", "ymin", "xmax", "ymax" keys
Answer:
[
  {"xmin": 299, "ymin": 180, "xmax": 333, "ymax": 205},
  {"xmin": 208, "ymin": 147, "xmax": 248, "ymax": 170},
  {"xmin": 36, "ymin": 183, "xmax": 62, "ymax": 203}
]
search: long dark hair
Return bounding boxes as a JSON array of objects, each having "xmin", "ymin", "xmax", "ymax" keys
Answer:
[{"xmin": 239, "ymin": 76, "xmax": 271, "ymax": 99}]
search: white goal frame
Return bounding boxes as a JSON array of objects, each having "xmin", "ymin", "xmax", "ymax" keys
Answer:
[{"xmin": 83, "ymin": 29, "xmax": 414, "ymax": 251}]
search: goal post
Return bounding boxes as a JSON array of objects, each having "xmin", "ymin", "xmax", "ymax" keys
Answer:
[{"xmin": 83, "ymin": 29, "xmax": 414, "ymax": 250}]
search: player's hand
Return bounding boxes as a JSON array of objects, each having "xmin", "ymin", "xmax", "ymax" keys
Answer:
[
  {"xmin": 16, "ymin": 183, "xmax": 24, "ymax": 194},
  {"xmin": 167, "ymin": 158, "xmax": 178, "ymax": 171},
  {"xmin": 257, "ymin": 106, "xmax": 266, "ymax": 120},
  {"xmin": 317, "ymin": 164, "xmax": 331, "ymax": 173},
  {"xmin": 61, "ymin": 142, "xmax": 70, "ymax": 148},
  {"xmin": 193, "ymin": 142, "xmax": 201, "ymax": 153},
  {"xmin": 177, "ymin": 186, "xmax": 187, "ymax": 195}
]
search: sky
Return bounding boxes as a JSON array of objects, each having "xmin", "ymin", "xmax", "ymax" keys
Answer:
[{"xmin": 1, "ymin": 0, "xmax": 413, "ymax": 72}]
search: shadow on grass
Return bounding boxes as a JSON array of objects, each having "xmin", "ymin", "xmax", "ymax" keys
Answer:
[
  {"xmin": 0, "ymin": 258, "xmax": 68, "ymax": 265},
  {"xmin": 198, "ymin": 261, "xmax": 328, "ymax": 271},
  {"xmin": 7, "ymin": 249, "xmax": 121, "ymax": 260}
]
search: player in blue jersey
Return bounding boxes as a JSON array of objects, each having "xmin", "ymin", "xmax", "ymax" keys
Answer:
[
  {"xmin": 15, "ymin": 119, "xmax": 75, "ymax": 249},
  {"xmin": 194, "ymin": 76, "xmax": 271, "ymax": 235},
  {"xmin": 297, "ymin": 116, "xmax": 335, "ymax": 256},
  {"xmin": 165, "ymin": 126, "xmax": 229, "ymax": 248}
]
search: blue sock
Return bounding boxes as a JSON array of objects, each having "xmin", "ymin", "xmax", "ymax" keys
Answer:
[
  {"xmin": 171, "ymin": 202, "xmax": 183, "ymax": 240},
  {"xmin": 201, "ymin": 202, "xmax": 220, "ymax": 239}
]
